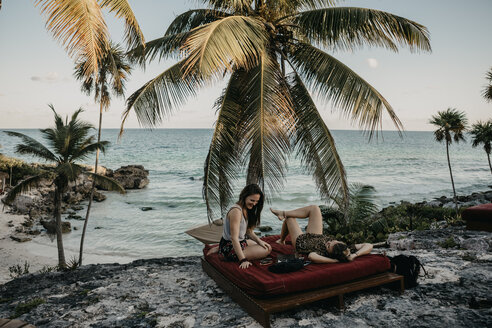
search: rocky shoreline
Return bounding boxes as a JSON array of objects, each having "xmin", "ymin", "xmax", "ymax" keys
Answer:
[
  {"xmin": 3, "ymin": 165, "xmax": 149, "ymax": 241},
  {"xmin": 0, "ymin": 226, "xmax": 491, "ymax": 327}
]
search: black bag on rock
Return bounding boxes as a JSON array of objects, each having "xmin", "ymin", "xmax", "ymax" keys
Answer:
[{"xmin": 388, "ymin": 254, "xmax": 426, "ymax": 288}]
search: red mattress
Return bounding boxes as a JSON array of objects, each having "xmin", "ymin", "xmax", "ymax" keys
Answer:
[
  {"xmin": 203, "ymin": 235, "xmax": 390, "ymax": 296},
  {"xmin": 462, "ymin": 203, "xmax": 492, "ymax": 222}
]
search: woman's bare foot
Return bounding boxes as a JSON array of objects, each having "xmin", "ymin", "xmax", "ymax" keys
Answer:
[
  {"xmin": 206, "ymin": 246, "xmax": 219, "ymax": 256},
  {"xmin": 270, "ymin": 208, "xmax": 286, "ymax": 221},
  {"xmin": 276, "ymin": 238, "xmax": 286, "ymax": 245}
]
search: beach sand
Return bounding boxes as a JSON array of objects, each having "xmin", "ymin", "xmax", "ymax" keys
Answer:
[
  {"xmin": 0, "ymin": 210, "xmax": 56, "ymax": 284},
  {"xmin": 0, "ymin": 209, "xmax": 135, "ymax": 285}
]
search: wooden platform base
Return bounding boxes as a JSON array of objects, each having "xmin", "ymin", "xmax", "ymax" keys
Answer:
[
  {"xmin": 202, "ymin": 257, "xmax": 404, "ymax": 328},
  {"xmin": 0, "ymin": 319, "xmax": 35, "ymax": 328}
]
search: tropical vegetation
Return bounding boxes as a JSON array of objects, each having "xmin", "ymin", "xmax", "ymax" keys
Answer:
[
  {"xmin": 483, "ymin": 68, "xmax": 492, "ymax": 102},
  {"xmin": 121, "ymin": 0, "xmax": 431, "ymax": 221},
  {"xmin": 470, "ymin": 120, "xmax": 492, "ymax": 175},
  {"xmin": 2, "ymin": 106, "xmax": 124, "ymax": 268},
  {"xmin": 31, "ymin": 0, "xmax": 144, "ymax": 79},
  {"xmin": 74, "ymin": 42, "xmax": 132, "ymax": 266},
  {"xmin": 429, "ymin": 108, "xmax": 468, "ymax": 214}
]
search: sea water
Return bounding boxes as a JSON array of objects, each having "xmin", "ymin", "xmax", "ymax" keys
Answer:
[{"xmin": 0, "ymin": 129, "xmax": 489, "ymax": 260}]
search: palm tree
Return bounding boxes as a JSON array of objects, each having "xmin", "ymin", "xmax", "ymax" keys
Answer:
[
  {"xmin": 74, "ymin": 42, "xmax": 131, "ymax": 266},
  {"xmin": 2, "ymin": 106, "xmax": 124, "ymax": 268},
  {"xmin": 31, "ymin": 0, "xmax": 144, "ymax": 79},
  {"xmin": 121, "ymin": 0, "xmax": 431, "ymax": 222},
  {"xmin": 483, "ymin": 68, "xmax": 492, "ymax": 102},
  {"xmin": 429, "ymin": 108, "xmax": 468, "ymax": 214},
  {"xmin": 470, "ymin": 120, "xmax": 492, "ymax": 175}
]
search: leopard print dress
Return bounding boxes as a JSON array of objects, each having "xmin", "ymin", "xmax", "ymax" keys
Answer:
[{"xmin": 294, "ymin": 233, "xmax": 332, "ymax": 257}]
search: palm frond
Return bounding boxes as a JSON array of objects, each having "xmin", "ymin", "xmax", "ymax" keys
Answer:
[
  {"xmin": 288, "ymin": 42, "xmax": 403, "ymax": 137},
  {"xmin": 99, "ymin": 0, "xmax": 145, "ymax": 50},
  {"xmin": 35, "ymin": 0, "xmax": 108, "ymax": 78},
  {"xmin": 181, "ymin": 16, "xmax": 268, "ymax": 78},
  {"xmin": 291, "ymin": 7, "xmax": 431, "ymax": 52},
  {"xmin": 483, "ymin": 68, "xmax": 492, "ymax": 102},
  {"xmin": 121, "ymin": 59, "xmax": 204, "ymax": 135},
  {"xmin": 166, "ymin": 9, "xmax": 229, "ymax": 36},
  {"xmin": 202, "ymin": 0, "xmax": 252, "ymax": 14},
  {"xmin": 238, "ymin": 53, "xmax": 295, "ymax": 197},
  {"xmin": 71, "ymin": 141, "xmax": 109, "ymax": 162},
  {"xmin": 2, "ymin": 174, "xmax": 46, "ymax": 205},
  {"xmin": 203, "ymin": 70, "xmax": 246, "ymax": 222},
  {"xmin": 56, "ymin": 162, "xmax": 85, "ymax": 182},
  {"xmin": 470, "ymin": 120, "xmax": 492, "ymax": 154},
  {"xmin": 127, "ymin": 32, "xmax": 191, "ymax": 67},
  {"xmin": 287, "ymin": 72, "xmax": 348, "ymax": 205},
  {"xmin": 429, "ymin": 108, "xmax": 468, "ymax": 144},
  {"xmin": 3, "ymin": 131, "xmax": 57, "ymax": 163},
  {"xmin": 88, "ymin": 172, "xmax": 125, "ymax": 193}
]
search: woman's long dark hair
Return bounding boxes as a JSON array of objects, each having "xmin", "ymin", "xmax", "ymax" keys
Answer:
[{"xmin": 238, "ymin": 184, "xmax": 264, "ymax": 229}]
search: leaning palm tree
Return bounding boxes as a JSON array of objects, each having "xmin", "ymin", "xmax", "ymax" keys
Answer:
[
  {"xmin": 2, "ymin": 106, "xmax": 124, "ymax": 268},
  {"xmin": 122, "ymin": 0, "xmax": 431, "ymax": 222},
  {"xmin": 429, "ymin": 108, "xmax": 468, "ymax": 214},
  {"xmin": 483, "ymin": 68, "xmax": 492, "ymax": 102},
  {"xmin": 32, "ymin": 0, "xmax": 144, "ymax": 79},
  {"xmin": 470, "ymin": 120, "xmax": 492, "ymax": 175},
  {"xmin": 74, "ymin": 42, "xmax": 131, "ymax": 266}
]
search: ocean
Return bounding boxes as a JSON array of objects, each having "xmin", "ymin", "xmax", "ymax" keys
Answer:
[{"xmin": 0, "ymin": 129, "xmax": 489, "ymax": 261}]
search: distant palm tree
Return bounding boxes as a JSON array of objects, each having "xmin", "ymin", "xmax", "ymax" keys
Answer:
[
  {"xmin": 74, "ymin": 42, "xmax": 131, "ymax": 266},
  {"xmin": 31, "ymin": 0, "xmax": 144, "ymax": 79},
  {"xmin": 470, "ymin": 120, "xmax": 492, "ymax": 175},
  {"xmin": 429, "ymin": 108, "xmax": 468, "ymax": 214},
  {"xmin": 3, "ymin": 106, "xmax": 124, "ymax": 268},
  {"xmin": 121, "ymin": 0, "xmax": 431, "ymax": 221},
  {"xmin": 483, "ymin": 68, "xmax": 492, "ymax": 102}
]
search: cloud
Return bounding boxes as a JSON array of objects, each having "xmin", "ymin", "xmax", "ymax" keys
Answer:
[
  {"xmin": 31, "ymin": 72, "xmax": 65, "ymax": 83},
  {"xmin": 367, "ymin": 58, "xmax": 379, "ymax": 68}
]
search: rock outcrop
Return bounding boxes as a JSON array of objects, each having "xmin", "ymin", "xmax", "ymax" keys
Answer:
[{"xmin": 106, "ymin": 165, "xmax": 149, "ymax": 190}]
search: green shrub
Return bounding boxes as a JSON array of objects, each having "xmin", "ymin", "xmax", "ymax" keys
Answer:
[
  {"xmin": 8, "ymin": 261, "xmax": 30, "ymax": 279},
  {"xmin": 438, "ymin": 236, "xmax": 458, "ymax": 249},
  {"xmin": 10, "ymin": 298, "xmax": 45, "ymax": 318}
]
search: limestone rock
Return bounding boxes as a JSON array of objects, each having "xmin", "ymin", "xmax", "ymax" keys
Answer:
[
  {"xmin": 10, "ymin": 235, "xmax": 32, "ymax": 242},
  {"xmin": 109, "ymin": 165, "xmax": 149, "ymax": 189},
  {"xmin": 40, "ymin": 219, "xmax": 72, "ymax": 233}
]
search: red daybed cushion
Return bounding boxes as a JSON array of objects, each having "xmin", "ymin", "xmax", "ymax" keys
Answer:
[
  {"xmin": 462, "ymin": 203, "xmax": 492, "ymax": 222},
  {"xmin": 203, "ymin": 235, "xmax": 390, "ymax": 297}
]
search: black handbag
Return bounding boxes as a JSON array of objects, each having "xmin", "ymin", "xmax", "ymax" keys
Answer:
[{"xmin": 268, "ymin": 258, "xmax": 305, "ymax": 274}]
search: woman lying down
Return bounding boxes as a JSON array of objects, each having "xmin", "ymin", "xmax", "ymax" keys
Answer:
[{"xmin": 270, "ymin": 205, "xmax": 373, "ymax": 263}]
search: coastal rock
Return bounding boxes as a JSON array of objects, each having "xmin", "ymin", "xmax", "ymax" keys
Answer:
[
  {"xmin": 460, "ymin": 238, "xmax": 490, "ymax": 253},
  {"xmin": 10, "ymin": 234, "xmax": 32, "ymax": 242},
  {"xmin": 40, "ymin": 219, "xmax": 71, "ymax": 234},
  {"xmin": 0, "ymin": 241, "xmax": 491, "ymax": 328},
  {"xmin": 140, "ymin": 207, "xmax": 153, "ymax": 211},
  {"xmin": 109, "ymin": 165, "xmax": 149, "ymax": 189}
]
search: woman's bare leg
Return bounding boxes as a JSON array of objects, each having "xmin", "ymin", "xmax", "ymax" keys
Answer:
[
  {"xmin": 243, "ymin": 240, "xmax": 272, "ymax": 260},
  {"xmin": 271, "ymin": 205, "xmax": 323, "ymax": 234},
  {"xmin": 276, "ymin": 220, "xmax": 289, "ymax": 244}
]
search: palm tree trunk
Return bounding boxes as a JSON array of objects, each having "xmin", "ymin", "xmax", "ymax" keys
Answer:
[
  {"xmin": 446, "ymin": 141, "xmax": 459, "ymax": 215},
  {"xmin": 79, "ymin": 101, "xmax": 103, "ymax": 266},
  {"xmin": 487, "ymin": 152, "xmax": 492, "ymax": 175},
  {"xmin": 54, "ymin": 185, "xmax": 67, "ymax": 268}
]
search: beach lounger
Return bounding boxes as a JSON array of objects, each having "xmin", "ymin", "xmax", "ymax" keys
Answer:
[
  {"xmin": 462, "ymin": 203, "xmax": 492, "ymax": 232},
  {"xmin": 202, "ymin": 235, "xmax": 403, "ymax": 328}
]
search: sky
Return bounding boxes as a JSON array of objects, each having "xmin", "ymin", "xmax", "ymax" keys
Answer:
[{"xmin": 0, "ymin": 0, "xmax": 491, "ymax": 131}]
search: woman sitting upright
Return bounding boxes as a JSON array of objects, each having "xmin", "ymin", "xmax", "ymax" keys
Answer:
[
  {"xmin": 270, "ymin": 205, "xmax": 372, "ymax": 263},
  {"xmin": 211, "ymin": 184, "xmax": 272, "ymax": 269}
]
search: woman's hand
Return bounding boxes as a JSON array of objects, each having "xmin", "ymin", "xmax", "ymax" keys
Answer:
[
  {"xmin": 239, "ymin": 260, "xmax": 252, "ymax": 269},
  {"xmin": 348, "ymin": 253, "xmax": 357, "ymax": 262},
  {"xmin": 258, "ymin": 240, "xmax": 272, "ymax": 251}
]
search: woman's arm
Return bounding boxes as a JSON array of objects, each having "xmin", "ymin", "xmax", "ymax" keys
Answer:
[
  {"xmin": 229, "ymin": 209, "xmax": 250, "ymax": 268},
  {"xmin": 308, "ymin": 252, "xmax": 339, "ymax": 264},
  {"xmin": 247, "ymin": 229, "xmax": 271, "ymax": 251},
  {"xmin": 348, "ymin": 243, "xmax": 373, "ymax": 261}
]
